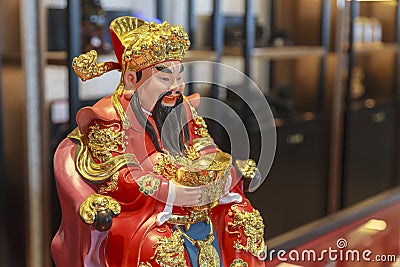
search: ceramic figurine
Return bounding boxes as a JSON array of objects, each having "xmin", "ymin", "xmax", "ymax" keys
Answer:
[{"xmin": 52, "ymin": 16, "xmax": 266, "ymax": 267}]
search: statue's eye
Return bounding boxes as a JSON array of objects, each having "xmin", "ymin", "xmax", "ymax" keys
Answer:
[{"xmin": 159, "ymin": 77, "xmax": 170, "ymax": 82}]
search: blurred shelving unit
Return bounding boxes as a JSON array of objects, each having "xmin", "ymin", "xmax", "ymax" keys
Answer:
[
  {"xmin": 213, "ymin": 0, "xmax": 332, "ymax": 239},
  {"xmin": 224, "ymin": 45, "xmax": 327, "ymax": 59},
  {"xmin": 336, "ymin": 0, "xmax": 400, "ymax": 208},
  {"xmin": 183, "ymin": 50, "xmax": 218, "ymax": 62}
]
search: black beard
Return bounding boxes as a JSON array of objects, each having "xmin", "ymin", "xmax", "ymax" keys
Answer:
[
  {"xmin": 152, "ymin": 91, "xmax": 183, "ymax": 135},
  {"xmin": 151, "ymin": 91, "xmax": 188, "ymax": 155},
  {"xmin": 130, "ymin": 90, "xmax": 189, "ymax": 155}
]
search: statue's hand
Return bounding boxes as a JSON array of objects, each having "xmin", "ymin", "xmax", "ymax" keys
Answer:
[
  {"xmin": 223, "ymin": 175, "xmax": 232, "ymax": 195},
  {"xmin": 79, "ymin": 194, "xmax": 121, "ymax": 232},
  {"xmin": 173, "ymin": 183, "xmax": 201, "ymax": 207}
]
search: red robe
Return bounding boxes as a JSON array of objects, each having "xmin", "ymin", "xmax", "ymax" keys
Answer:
[{"xmin": 52, "ymin": 93, "xmax": 267, "ymax": 267}]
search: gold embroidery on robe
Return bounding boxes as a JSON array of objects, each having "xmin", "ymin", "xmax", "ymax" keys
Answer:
[
  {"xmin": 151, "ymin": 230, "xmax": 187, "ymax": 267},
  {"xmin": 68, "ymin": 127, "xmax": 139, "ymax": 184},
  {"xmin": 226, "ymin": 203, "xmax": 266, "ymax": 258},
  {"xmin": 87, "ymin": 121, "xmax": 125, "ymax": 162}
]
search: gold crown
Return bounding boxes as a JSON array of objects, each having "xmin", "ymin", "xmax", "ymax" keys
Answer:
[{"xmin": 110, "ymin": 16, "xmax": 191, "ymax": 72}]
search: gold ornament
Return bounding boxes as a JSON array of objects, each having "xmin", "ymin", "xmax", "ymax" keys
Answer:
[
  {"xmin": 192, "ymin": 137, "xmax": 217, "ymax": 152},
  {"xmin": 176, "ymin": 219, "xmax": 220, "ymax": 267},
  {"xmin": 79, "ymin": 194, "xmax": 121, "ymax": 225},
  {"xmin": 175, "ymin": 152, "xmax": 231, "ymax": 187},
  {"xmin": 183, "ymin": 95, "xmax": 211, "ymax": 138},
  {"xmin": 87, "ymin": 121, "xmax": 125, "ymax": 163},
  {"xmin": 183, "ymin": 144, "xmax": 201, "ymax": 161},
  {"xmin": 151, "ymin": 230, "xmax": 187, "ymax": 267},
  {"xmin": 68, "ymin": 128, "xmax": 139, "ymax": 184},
  {"xmin": 168, "ymin": 209, "xmax": 209, "ymax": 231},
  {"xmin": 153, "ymin": 153, "xmax": 177, "ymax": 181},
  {"xmin": 198, "ymin": 176, "xmax": 228, "ymax": 206},
  {"xmin": 110, "ymin": 16, "xmax": 190, "ymax": 71},
  {"xmin": 235, "ymin": 159, "xmax": 258, "ymax": 179},
  {"xmin": 193, "ymin": 117, "xmax": 211, "ymax": 138},
  {"xmin": 137, "ymin": 174, "xmax": 160, "ymax": 196},
  {"xmin": 175, "ymin": 152, "xmax": 231, "ymax": 207},
  {"xmin": 72, "ymin": 50, "xmax": 121, "ymax": 81},
  {"xmin": 98, "ymin": 172, "xmax": 119, "ymax": 194},
  {"xmin": 111, "ymin": 85, "xmax": 131, "ymax": 129},
  {"xmin": 230, "ymin": 259, "xmax": 249, "ymax": 267},
  {"xmin": 227, "ymin": 203, "xmax": 266, "ymax": 258},
  {"xmin": 72, "ymin": 17, "xmax": 190, "ymax": 81},
  {"xmin": 138, "ymin": 262, "xmax": 152, "ymax": 267}
]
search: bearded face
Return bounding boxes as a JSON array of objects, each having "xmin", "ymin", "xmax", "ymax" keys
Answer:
[{"xmin": 129, "ymin": 63, "xmax": 189, "ymax": 156}]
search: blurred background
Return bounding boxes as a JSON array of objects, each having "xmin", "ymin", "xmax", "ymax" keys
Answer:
[{"xmin": 1, "ymin": 0, "xmax": 400, "ymax": 266}]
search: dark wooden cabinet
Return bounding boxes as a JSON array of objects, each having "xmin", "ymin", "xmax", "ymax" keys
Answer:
[
  {"xmin": 247, "ymin": 117, "xmax": 328, "ymax": 238},
  {"xmin": 343, "ymin": 101, "xmax": 397, "ymax": 207},
  {"xmin": 235, "ymin": 0, "xmax": 331, "ymax": 238},
  {"xmin": 337, "ymin": 0, "xmax": 400, "ymax": 209}
]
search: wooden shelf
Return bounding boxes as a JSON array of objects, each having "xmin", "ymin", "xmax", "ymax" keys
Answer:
[
  {"xmin": 351, "ymin": 0, "xmax": 398, "ymax": 5},
  {"xmin": 354, "ymin": 43, "xmax": 398, "ymax": 54},
  {"xmin": 224, "ymin": 46, "xmax": 327, "ymax": 60},
  {"xmin": 46, "ymin": 51, "xmax": 68, "ymax": 65},
  {"xmin": 253, "ymin": 46, "xmax": 326, "ymax": 60},
  {"xmin": 183, "ymin": 50, "xmax": 217, "ymax": 62}
]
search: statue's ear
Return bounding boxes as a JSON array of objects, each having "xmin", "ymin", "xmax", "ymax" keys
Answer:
[{"xmin": 124, "ymin": 70, "xmax": 137, "ymax": 91}]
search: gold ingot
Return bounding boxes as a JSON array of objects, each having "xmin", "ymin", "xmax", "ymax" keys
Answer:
[{"xmin": 175, "ymin": 152, "xmax": 232, "ymax": 187}]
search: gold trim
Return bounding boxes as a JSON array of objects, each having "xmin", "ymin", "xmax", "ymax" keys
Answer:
[
  {"xmin": 98, "ymin": 172, "xmax": 119, "ymax": 194},
  {"xmin": 167, "ymin": 209, "xmax": 209, "ymax": 230},
  {"xmin": 235, "ymin": 159, "xmax": 258, "ymax": 179},
  {"xmin": 183, "ymin": 144, "xmax": 200, "ymax": 160},
  {"xmin": 226, "ymin": 203, "xmax": 266, "ymax": 258},
  {"xmin": 111, "ymin": 84, "xmax": 131, "ymax": 129},
  {"xmin": 79, "ymin": 194, "xmax": 121, "ymax": 224},
  {"xmin": 138, "ymin": 262, "xmax": 152, "ymax": 267},
  {"xmin": 183, "ymin": 96, "xmax": 211, "ymax": 138},
  {"xmin": 68, "ymin": 128, "xmax": 139, "ymax": 184},
  {"xmin": 151, "ymin": 230, "xmax": 187, "ymax": 267},
  {"xmin": 192, "ymin": 137, "xmax": 217, "ymax": 152},
  {"xmin": 230, "ymin": 259, "xmax": 248, "ymax": 267},
  {"xmin": 193, "ymin": 117, "xmax": 211, "ymax": 138}
]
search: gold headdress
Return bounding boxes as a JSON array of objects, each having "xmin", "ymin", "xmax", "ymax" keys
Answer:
[{"xmin": 72, "ymin": 16, "xmax": 191, "ymax": 81}]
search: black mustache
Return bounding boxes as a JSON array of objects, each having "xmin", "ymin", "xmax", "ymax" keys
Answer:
[{"xmin": 157, "ymin": 90, "xmax": 182, "ymax": 102}]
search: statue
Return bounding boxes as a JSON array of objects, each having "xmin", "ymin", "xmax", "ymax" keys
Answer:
[{"xmin": 52, "ymin": 16, "xmax": 267, "ymax": 267}]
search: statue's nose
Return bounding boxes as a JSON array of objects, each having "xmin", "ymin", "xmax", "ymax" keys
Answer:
[{"xmin": 170, "ymin": 80, "xmax": 184, "ymax": 92}]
